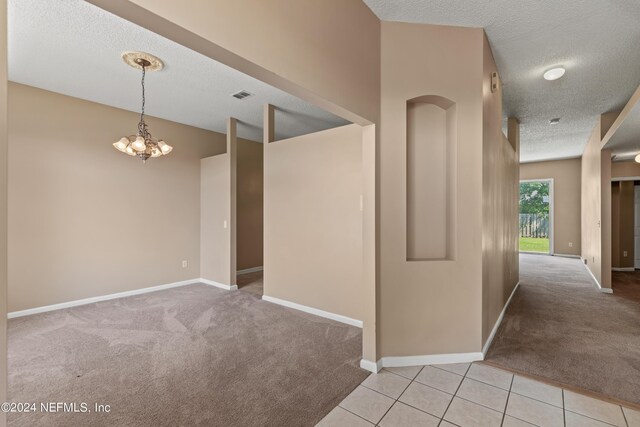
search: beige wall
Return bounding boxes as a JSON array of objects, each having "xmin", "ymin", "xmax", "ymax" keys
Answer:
[
  {"xmin": 237, "ymin": 140, "xmax": 263, "ymax": 271},
  {"xmin": 200, "ymin": 154, "xmax": 232, "ymax": 285},
  {"xmin": 88, "ymin": 0, "xmax": 380, "ymax": 126},
  {"xmin": 8, "ymin": 83, "xmax": 226, "ymax": 312},
  {"xmin": 481, "ymin": 34, "xmax": 519, "ymax": 346},
  {"xmin": 581, "ymin": 120, "xmax": 612, "ymax": 289},
  {"xmin": 611, "ymin": 160, "xmax": 640, "ymax": 178},
  {"xmin": 264, "ymin": 124, "xmax": 365, "ymax": 322},
  {"xmin": 0, "ymin": 0, "xmax": 7, "ymax": 422},
  {"xmin": 520, "ymin": 158, "xmax": 582, "ymax": 256},
  {"xmin": 581, "ymin": 126, "xmax": 601, "ymax": 283},
  {"xmin": 379, "ymin": 21, "xmax": 485, "ymax": 357},
  {"xmin": 611, "ymin": 181, "xmax": 635, "ymax": 269}
]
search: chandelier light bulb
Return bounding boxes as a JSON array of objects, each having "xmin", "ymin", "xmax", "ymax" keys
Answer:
[
  {"xmin": 132, "ymin": 136, "xmax": 146, "ymax": 152},
  {"xmin": 113, "ymin": 137, "xmax": 129, "ymax": 152},
  {"xmin": 157, "ymin": 140, "xmax": 172, "ymax": 154}
]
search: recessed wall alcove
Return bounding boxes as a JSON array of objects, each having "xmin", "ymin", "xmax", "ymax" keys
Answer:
[{"xmin": 406, "ymin": 95, "xmax": 457, "ymax": 261}]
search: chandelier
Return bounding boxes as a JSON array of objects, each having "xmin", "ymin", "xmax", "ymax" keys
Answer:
[{"xmin": 113, "ymin": 52, "xmax": 172, "ymax": 163}]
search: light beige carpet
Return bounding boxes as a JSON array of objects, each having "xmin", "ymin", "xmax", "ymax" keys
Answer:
[
  {"xmin": 237, "ymin": 271, "xmax": 264, "ymax": 297},
  {"xmin": 8, "ymin": 284, "xmax": 367, "ymax": 426},
  {"xmin": 486, "ymin": 254, "xmax": 640, "ymax": 405}
]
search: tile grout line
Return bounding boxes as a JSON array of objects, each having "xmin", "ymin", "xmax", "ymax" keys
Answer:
[
  {"xmin": 337, "ymin": 403, "xmax": 377, "ymax": 425},
  {"xmin": 563, "ymin": 389, "xmax": 566, "ymax": 427},
  {"xmin": 621, "ymin": 405, "xmax": 629, "ymax": 427},
  {"xmin": 508, "ymin": 389, "xmax": 564, "ymax": 409},
  {"xmin": 462, "ymin": 370, "xmax": 567, "ymax": 410},
  {"xmin": 500, "ymin": 372, "xmax": 515, "ymax": 426},
  {"xmin": 360, "ymin": 376, "xmax": 457, "ymax": 419},
  {"xmin": 374, "ymin": 365, "xmax": 425, "ymax": 426},
  {"xmin": 563, "ymin": 409, "xmax": 623, "ymax": 427},
  {"xmin": 438, "ymin": 362, "xmax": 472, "ymax": 425}
]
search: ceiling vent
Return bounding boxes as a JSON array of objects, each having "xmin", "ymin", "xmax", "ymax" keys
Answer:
[{"xmin": 231, "ymin": 90, "xmax": 253, "ymax": 100}]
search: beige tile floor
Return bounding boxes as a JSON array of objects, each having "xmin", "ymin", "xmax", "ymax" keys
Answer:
[{"xmin": 316, "ymin": 362, "xmax": 640, "ymax": 427}]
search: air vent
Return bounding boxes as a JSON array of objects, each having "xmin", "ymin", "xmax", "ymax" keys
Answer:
[{"xmin": 231, "ymin": 90, "xmax": 253, "ymax": 100}]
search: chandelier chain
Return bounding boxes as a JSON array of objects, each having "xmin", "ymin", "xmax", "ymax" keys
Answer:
[
  {"xmin": 141, "ymin": 64, "xmax": 145, "ymax": 121},
  {"xmin": 138, "ymin": 64, "xmax": 149, "ymax": 139}
]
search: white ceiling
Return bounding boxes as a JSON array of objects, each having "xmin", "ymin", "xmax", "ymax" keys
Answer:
[
  {"xmin": 8, "ymin": 0, "xmax": 349, "ymax": 142},
  {"xmin": 364, "ymin": 0, "xmax": 640, "ymax": 163}
]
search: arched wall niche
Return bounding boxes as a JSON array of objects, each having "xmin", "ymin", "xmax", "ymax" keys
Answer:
[{"xmin": 406, "ymin": 95, "xmax": 457, "ymax": 261}]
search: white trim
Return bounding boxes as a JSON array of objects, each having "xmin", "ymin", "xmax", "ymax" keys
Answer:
[
  {"xmin": 612, "ymin": 267, "xmax": 635, "ymax": 272},
  {"xmin": 612, "ymin": 176, "xmax": 640, "ymax": 182},
  {"xmin": 553, "ymin": 253, "xmax": 581, "ymax": 259},
  {"xmin": 7, "ymin": 278, "xmax": 240, "ymax": 319},
  {"xmin": 199, "ymin": 278, "xmax": 238, "ymax": 291},
  {"xmin": 360, "ymin": 359, "xmax": 382, "ymax": 373},
  {"xmin": 261, "ymin": 295, "xmax": 363, "ymax": 328},
  {"xmin": 482, "ymin": 281, "xmax": 520, "ymax": 356},
  {"xmin": 8, "ymin": 278, "xmax": 201, "ymax": 319},
  {"xmin": 580, "ymin": 258, "xmax": 614, "ymax": 294},
  {"xmin": 379, "ymin": 352, "xmax": 484, "ymax": 368},
  {"xmin": 237, "ymin": 266, "xmax": 263, "ymax": 275},
  {"xmin": 519, "ymin": 155, "xmax": 581, "ymax": 165}
]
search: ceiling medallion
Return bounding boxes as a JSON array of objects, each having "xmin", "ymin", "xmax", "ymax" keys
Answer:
[{"xmin": 113, "ymin": 52, "xmax": 172, "ymax": 163}]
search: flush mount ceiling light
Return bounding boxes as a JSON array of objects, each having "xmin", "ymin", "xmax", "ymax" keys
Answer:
[
  {"xmin": 543, "ymin": 67, "xmax": 566, "ymax": 81},
  {"xmin": 549, "ymin": 118, "xmax": 561, "ymax": 125},
  {"xmin": 635, "ymin": 153, "xmax": 640, "ymax": 163},
  {"xmin": 113, "ymin": 51, "xmax": 172, "ymax": 163}
]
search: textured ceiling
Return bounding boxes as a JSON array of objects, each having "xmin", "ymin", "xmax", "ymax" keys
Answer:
[
  {"xmin": 8, "ymin": 0, "xmax": 349, "ymax": 142},
  {"xmin": 364, "ymin": 0, "xmax": 640, "ymax": 162}
]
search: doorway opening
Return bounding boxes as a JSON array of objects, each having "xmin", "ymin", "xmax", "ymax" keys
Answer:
[{"xmin": 519, "ymin": 179, "xmax": 553, "ymax": 254}]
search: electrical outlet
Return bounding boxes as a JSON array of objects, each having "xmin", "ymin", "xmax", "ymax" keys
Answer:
[
  {"xmin": 624, "ymin": 251, "xmax": 628, "ymax": 257},
  {"xmin": 568, "ymin": 242, "xmax": 573, "ymax": 248},
  {"xmin": 223, "ymin": 220, "xmax": 228, "ymax": 229},
  {"xmin": 182, "ymin": 260, "xmax": 188, "ymax": 268}
]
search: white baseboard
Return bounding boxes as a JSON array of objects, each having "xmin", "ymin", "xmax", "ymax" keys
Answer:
[
  {"xmin": 482, "ymin": 281, "xmax": 520, "ymax": 356},
  {"xmin": 554, "ymin": 253, "xmax": 581, "ymax": 259},
  {"xmin": 261, "ymin": 295, "xmax": 363, "ymax": 328},
  {"xmin": 612, "ymin": 267, "xmax": 634, "ymax": 272},
  {"xmin": 8, "ymin": 278, "xmax": 202, "ymax": 319},
  {"xmin": 360, "ymin": 359, "xmax": 382, "ymax": 373},
  {"xmin": 237, "ymin": 266, "xmax": 263, "ymax": 275},
  {"xmin": 199, "ymin": 278, "xmax": 238, "ymax": 291},
  {"xmin": 580, "ymin": 258, "xmax": 613, "ymax": 294},
  {"xmin": 7, "ymin": 277, "xmax": 240, "ymax": 319},
  {"xmin": 379, "ymin": 352, "xmax": 484, "ymax": 369},
  {"xmin": 361, "ymin": 352, "xmax": 484, "ymax": 373}
]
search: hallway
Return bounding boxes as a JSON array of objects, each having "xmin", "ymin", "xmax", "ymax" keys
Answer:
[{"xmin": 485, "ymin": 254, "xmax": 640, "ymax": 406}]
